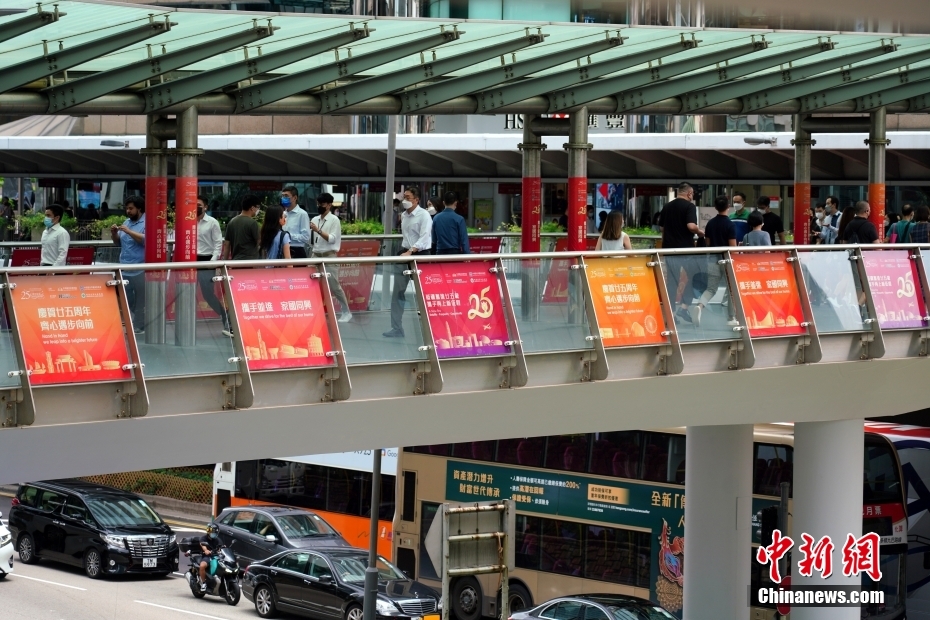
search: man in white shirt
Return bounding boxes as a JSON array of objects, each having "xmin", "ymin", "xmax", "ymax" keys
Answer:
[
  {"xmin": 310, "ymin": 192, "xmax": 352, "ymax": 323},
  {"xmin": 40, "ymin": 204, "xmax": 69, "ymax": 267},
  {"xmin": 195, "ymin": 196, "xmax": 231, "ymax": 336},
  {"xmin": 383, "ymin": 187, "xmax": 432, "ymax": 338},
  {"xmin": 281, "ymin": 185, "xmax": 310, "ymax": 259}
]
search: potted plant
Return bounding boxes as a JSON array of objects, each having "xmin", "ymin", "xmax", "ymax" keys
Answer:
[
  {"xmin": 18, "ymin": 212, "xmax": 46, "ymax": 241},
  {"xmin": 92, "ymin": 215, "xmax": 126, "ymax": 241}
]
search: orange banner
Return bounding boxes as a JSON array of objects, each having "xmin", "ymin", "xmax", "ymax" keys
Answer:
[
  {"xmin": 731, "ymin": 252, "xmax": 805, "ymax": 337},
  {"xmin": 869, "ymin": 183, "xmax": 886, "ymax": 241},
  {"xmin": 586, "ymin": 256, "xmax": 667, "ymax": 347},
  {"xmin": 11, "ymin": 274, "xmax": 132, "ymax": 385}
]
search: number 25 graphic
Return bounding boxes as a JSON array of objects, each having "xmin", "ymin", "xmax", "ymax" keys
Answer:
[{"xmin": 468, "ymin": 286, "xmax": 494, "ymax": 320}]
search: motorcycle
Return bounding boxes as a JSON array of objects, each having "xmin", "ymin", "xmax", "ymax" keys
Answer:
[{"xmin": 182, "ymin": 539, "xmax": 240, "ymax": 606}]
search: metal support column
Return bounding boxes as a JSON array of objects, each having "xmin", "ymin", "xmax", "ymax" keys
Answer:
[
  {"xmin": 519, "ymin": 114, "xmax": 545, "ymax": 321},
  {"xmin": 868, "ymin": 106, "xmax": 889, "ymax": 240},
  {"xmin": 174, "ymin": 106, "xmax": 202, "ymax": 347},
  {"xmin": 141, "ymin": 114, "xmax": 169, "ymax": 344},
  {"xmin": 362, "ymin": 448, "xmax": 382, "ymax": 620},
  {"xmin": 381, "ymin": 115, "xmax": 398, "ymax": 311},
  {"xmin": 792, "ymin": 113, "xmax": 815, "ymax": 245},
  {"xmin": 566, "ymin": 108, "xmax": 591, "ymax": 324}
]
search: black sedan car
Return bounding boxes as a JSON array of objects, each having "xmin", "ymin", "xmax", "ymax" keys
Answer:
[
  {"xmin": 242, "ymin": 546, "xmax": 440, "ymax": 620},
  {"xmin": 7, "ymin": 480, "xmax": 179, "ymax": 579},
  {"xmin": 509, "ymin": 594, "xmax": 678, "ymax": 620},
  {"xmin": 213, "ymin": 506, "xmax": 350, "ymax": 567}
]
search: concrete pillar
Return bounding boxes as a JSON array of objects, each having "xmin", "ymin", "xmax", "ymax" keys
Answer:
[
  {"xmin": 792, "ymin": 113, "xmax": 815, "ymax": 245},
  {"xmin": 174, "ymin": 106, "xmax": 202, "ymax": 347},
  {"xmin": 683, "ymin": 424, "xmax": 754, "ymax": 620},
  {"xmin": 868, "ymin": 107, "xmax": 888, "ymax": 240},
  {"xmin": 565, "ymin": 107, "xmax": 591, "ymax": 252},
  {"xmin": 519, "ymin": 115, "xmax": 544, "ymax": 321},
  {"xmin": 142, "ymin": 114, "xmax": 169, "ymax": 344},
  {"xmin": 792, "ymin": 419, "xmax": 863, "ymax": 620}
]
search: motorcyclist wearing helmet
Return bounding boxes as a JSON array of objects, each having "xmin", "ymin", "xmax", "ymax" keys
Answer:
[{"xmin": 197, "ymin": 524, "xmax": 223, "ymax": 591}]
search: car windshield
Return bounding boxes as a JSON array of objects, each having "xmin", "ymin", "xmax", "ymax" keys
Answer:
[
  {"xmin": 86, "ymin": 496, "xmax": 163, "ymax": 528},
  {"xmin": 331, "ymin": 555, "xmax": 406, "ymax": 583},
  {"xmin": 275, "ymin": 513, "xmax": 336, "ymax": 539},
  {"xmin": 607, "ymin": 606, "xmax": 677, "ymax": 620}
]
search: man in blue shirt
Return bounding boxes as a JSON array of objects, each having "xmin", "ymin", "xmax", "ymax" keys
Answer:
[
  {"xmin": 431, "ymin": 191, "xmax": 470, "ymax": 255},
  {"xmin": 281, "ymin": 185, "xmax": 310, "ymax": 259},
  {"xmin": 111, "ymin": 196, "xmax": 146, "ymax": 334}
]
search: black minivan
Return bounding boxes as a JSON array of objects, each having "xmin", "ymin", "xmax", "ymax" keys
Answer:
[{"xmin": 7, "ymin": 480, "xmax": 180, "ymax": 579}]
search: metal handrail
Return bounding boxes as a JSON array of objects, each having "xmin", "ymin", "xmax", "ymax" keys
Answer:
[{"xmin": 1, "ymin": 242, "xmax": 917, "ymax": 274}]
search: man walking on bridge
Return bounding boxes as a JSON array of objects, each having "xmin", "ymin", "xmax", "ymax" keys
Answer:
[
  {"xmin": 659, "ymin": 182, "xmax": 704, "ymax": 326},
  {"xmin": 383, "ymin": 187, "xmax": 431, "ymax": 339},
  {"xmin": 431, "ymin": 191, "xmax": 470, "ymax": 255}
]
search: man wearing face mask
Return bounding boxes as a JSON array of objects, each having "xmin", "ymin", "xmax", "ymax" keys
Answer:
[
  {"xmin": 40, "ymin": 204, "xmax": 69, "ymax": 267},
  {"xmin": 196, "ymin": 524, "xmax": 223, "ymax": 592},
  {"xmin": 281, "ymin": 185, "xmax": 310, "ymax": 259},
  {"xmin": 310, "ymin": 193, "xmax": 352, "ymax": 322},
  {"xmin": 383, "ymin": 187, "xmax": 431, "ymax": 338},
  {"xmin": 111, "ymin": 196, "xmax": 146, "ymax": 334},
  {"xmin": 195, "ymin": 196, "xmax": 231, "ymax": 336}
]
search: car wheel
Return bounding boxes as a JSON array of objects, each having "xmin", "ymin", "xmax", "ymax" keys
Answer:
[
  {"xmin": 345, "ymin": 603, "xmax": 363, "ymax": 620},
  {"xmin": 0, "ymin": 572, "xmax": 6, "ymax": 579},
  {"xmin": 17, "ymin": 534, "xmax": 38, "ymax": 565},
  {"xmin": 254, "ymin": 585, "xmax": 277, "ymax": 618},
  {"xmin": 504, "ymin": 583, "xmax": 532, "ymax": 614},
  {"xmin": 83, "ymin": 549, "xmax": 103, "ymax": 579},
  {"xmin": 452, "ymin": 577, "xmax": 482, "ymax": 620}
]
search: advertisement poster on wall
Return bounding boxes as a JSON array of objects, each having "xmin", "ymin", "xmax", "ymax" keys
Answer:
[
  {"xmin": 418, "ymin": 261, "xmax": 511, "ymax": 358},
  {"xmin": 227, "ymin": 268, "xmax": 333, "ymax": 370},
  {"xmin": 862, "ymin": 250, "xmax": 928, "ymax": 329},
  {"xmin": 474, "ymin": 199, "xmax": 493, "ymax": 232},
  {"xmin": 731, "ymin": 253, "xmax": 806, "ymax": 337},
  {"xmin": 10, "ymin": 274, "xmax": 132, "ymax": 385},
  {"xmin": 586, "ymin": 256, "xmax": 667, "ymax": 347}
]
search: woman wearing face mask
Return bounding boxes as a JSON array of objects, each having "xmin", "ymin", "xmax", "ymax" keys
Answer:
[{"xmin": 259, "ymin": 205, "xmax": 292, "ymax": 264}]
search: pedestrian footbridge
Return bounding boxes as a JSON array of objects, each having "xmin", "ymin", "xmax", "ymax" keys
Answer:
[{"xmin": 1, "ymin": 244, "xmax": 929, "ymax": 483}]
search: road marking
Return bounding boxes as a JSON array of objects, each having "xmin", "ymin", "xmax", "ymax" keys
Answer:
[
  {"xmin": 9, "ymin": 573, "xmax": 87, "ymax": 590},
  {"xmin": 134, "ymin": 601, "xmax": 231, "ymax": 619}
]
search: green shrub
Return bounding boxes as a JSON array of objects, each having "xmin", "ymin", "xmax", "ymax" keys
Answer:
[
  {"xmin": 343, "ymin": 219, "xmax": 384, "ymax": 235},
  {"xmin": 92, "ymin": 215, "xmax": 126, "ymax": 236}
]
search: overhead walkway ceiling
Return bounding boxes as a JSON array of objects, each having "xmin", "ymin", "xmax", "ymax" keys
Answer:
[
  {"xmin": 3, "ymin": 131, "xmax": 930, "ymax": 182},
  {"xmin": 2, "ymin": 1, "xmax": 930, "ymax": 117}
]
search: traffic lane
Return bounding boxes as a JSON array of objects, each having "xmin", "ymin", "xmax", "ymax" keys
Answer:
[{"xmin": 0, "ymin": 559, "xmax": 262, "ymax": 620}]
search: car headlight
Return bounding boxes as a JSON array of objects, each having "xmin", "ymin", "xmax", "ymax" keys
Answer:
[
  {"xmin": 437, "ymin": 599, "xmax": 443, "ymax": 611},
  {"xmin": 103, "ymin": 534, "xmax": 125, "ymax": 548},
  {"xmin": 376, "ymin": 599, "xmax": 399, "ymax": 615},
  {"xmin": 169, "ymin": 534, "xmax": 176, "ymax": 545},
  {"xmin": 0, "ymin": 533, "xmax": 10, "ymax": 547}
]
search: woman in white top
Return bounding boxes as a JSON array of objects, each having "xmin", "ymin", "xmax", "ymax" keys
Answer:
[{"xmin": 595, "ymin": 211, "xmax": 632, "ymax": 252}]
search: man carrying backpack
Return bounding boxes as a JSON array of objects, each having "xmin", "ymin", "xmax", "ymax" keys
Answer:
[
  {"xmin": 888, "ymin": 203, "xmax": 914, "ymax": 243},
  {"xmin": 839, "ymin": 201, "xmax": 880, "ymax": 244}
]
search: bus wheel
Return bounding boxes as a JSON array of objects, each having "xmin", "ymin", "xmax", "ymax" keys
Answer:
[
  {"xmin": 504, "ymin": 583, "xmax": 532, "ymax": 614},
  {"xmin": 452, "ymin": 577, "xmax": 482, "ymax": 620}
]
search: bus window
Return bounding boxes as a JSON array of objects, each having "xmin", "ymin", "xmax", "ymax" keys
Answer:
[
  {"xmin": 754, "ymin": 444, "xmax": 793, "ymax": 496},
  {"xmin": 541, "ymin": 519, "xmax": 583, "ymax": 575},
  {"xmin": 419, "ymin": 502, "xmax": 441, "ymax": 580},
  {"xmin": 584, "ymin": 525, "xmax": 650, "ymax": 588},
  {"xmin": 235, "ymin": 460, "xmax": 259, "ymax": 499},
  {"xmin": 451, "ymin": 441, "xmax": 496, "ymax": 461},
  {"xmin": 328, "ymin": 469, "xmax": 368, "ymax": 516},
  {"xmin": 590, "ymin": 432, "xmax": 643, "ymax": 479},
  {"xmin": 498, "ymin": 437, "xmax": 545, "ymax": 468},
  {"xmin": 516, "ymin": 515, "xmax": 542, "ymax": 570},
  {"xmin": 300, "ymin": 464, "xmax": 328, "ymax": 510},
  {"xmin": 546, "ymin": 435, "xmax": 590, "ymax": 473},
  {"xmin": 668, "ymin": 435, "xmax": 686, "ymax": 485},
  {"xmin": 379, "ymin": 473, "xmax": 396, "ymax": 520},
  {"xmin": 401, "ymin": 471, "xmax": 416, "ymax": 522},
  {"xmin": 642, "ymin": 434, "xmax": 670, "ymax": 483},
  {"xmin": 864, "ymin": 438, "xmax": 902, "ymax": 505}
]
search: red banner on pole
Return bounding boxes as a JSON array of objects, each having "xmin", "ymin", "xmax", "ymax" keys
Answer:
[
  {"xmin": 521, "ymin": 176, "xmax": 542, "ymax": 253},
  {"xmin": 10, "ymin": 274, "xmax": 132, "ymax": 385},
  {"xmin": 336, "ymin": 240, "xmax": 381, "ymax": 312},
  {"xmin": 174, "ymin": 176, "xmax": 198, "ymax": 283},
  {"xmin": 542, "ymin": 237, "xmax": 598, "ymax": 303},
  {"xmin": 419, "ymin": 261, "xmax": 511, "ymax": 358},
  {"xmin": 794, "ymin": 182, "xmax": 811, "ymax": 245},
  {"xmin": 227, "ymin": 268, "xmax": 334, "ymax": 371},
  {"xmin": 567, "ymin": 177, "xmax": 587, "ymax": 251},
  {"xmin": 145, "ymin": 176, "xmax": 168, "ymax": 282},
  {"xmin": 869, "ymin": 183, "xmax": 886, "ymax": 241}
]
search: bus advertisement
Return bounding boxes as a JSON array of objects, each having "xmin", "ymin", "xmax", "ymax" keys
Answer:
[{"xmin": 214, "ymin": 449, "xmax": 398, "ymax": 559}]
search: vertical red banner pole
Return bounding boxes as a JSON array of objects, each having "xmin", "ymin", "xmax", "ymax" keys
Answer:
[
  {"xmin": 792, "ymin": 114, "xmax": 814, "ymax": 246},
  {"xmin": 868, "ymin": 107, "xmax": 888, "ymax": 241},
  {"xmin": 565, "ymin": 107, "xmax": 591, "ymax": 252},
  {"xmin": 174, "ymin": 106, "xmax": 202, "ymax": 347},
  {"xmin": 519, "ymin": 115, "xmax": 544, "ymax": 254}
]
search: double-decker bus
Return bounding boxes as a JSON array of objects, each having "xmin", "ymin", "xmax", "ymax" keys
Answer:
[
  {"xmin": 393, "ymin": 426, "xmax": 907, "ymax": 620},
  {"xmin": 213, "ymin": 449, "xmax": 398, "ymax": 558}
]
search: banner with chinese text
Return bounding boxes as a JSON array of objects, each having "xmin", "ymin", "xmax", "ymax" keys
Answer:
[
  {"xmin": 586, "ymin": 256, "xmax": 666, "ymax": 347},
  {"xmin": 419, "ymin": 261, "xmax": 511, "ymax": 358},
  {"xmin": 732, "ymin": 253, "xmax": 805, "ymax": 337},
  {"xmin": 862, "ymin": 250, "xmax": 927, "ymax": 329},
  {"xmin": 11, "ymin": 274, "xmax": 131, "ymax": 385},
  {"xmin": 542, "ymin": 237, "xmax": 598, "ymax": 303},
  {"xmin": 469, "ymin": 237, "xmax": 503, "ymax": 254},
  {"xmin": 228, "ymin": 268, "xmax": 333, "ymax": 370},
  {"xmin": 337, "ymin": 240, "xmax": 380, "ymax": 312}
]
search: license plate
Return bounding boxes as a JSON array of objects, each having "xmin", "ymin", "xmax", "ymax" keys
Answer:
[
  {"xmin": 142, "ymin": 558, "xmax": 157, "ymax": 568},
  {"xmin": 424, "ymin": 615, "xmax": 440, "ymax": 620}
]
